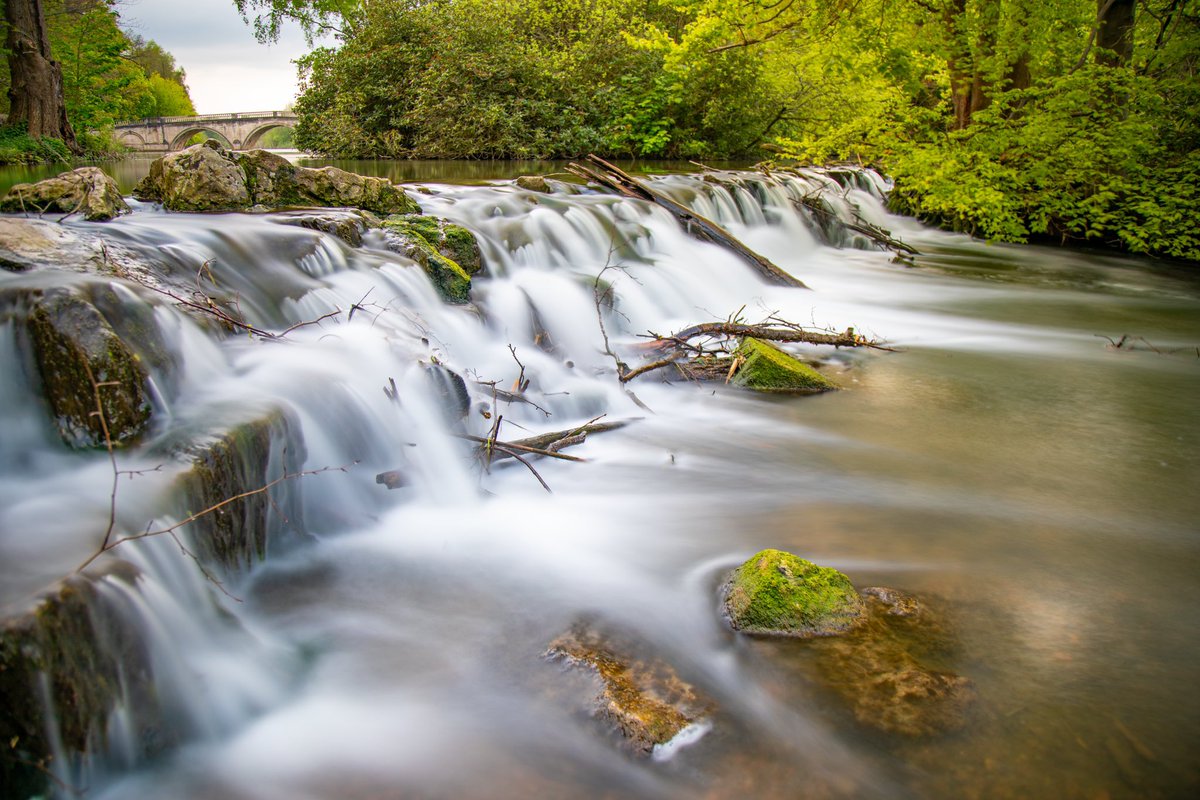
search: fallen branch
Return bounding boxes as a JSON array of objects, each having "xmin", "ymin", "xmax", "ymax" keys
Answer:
[
  {"xmin": 644, "ymin": 321, "xmax": 893, "ymax": 352},
  {"xmin": 795, "ymin": 194, "xmax": 919, "ymax": 255},
  {"xmin": 453, "ymin": 419, "xmax": 631, "ymax": 463},
  {"xmin": 567, "ymin": 154, "xmax": 808, "ymax": 289}
]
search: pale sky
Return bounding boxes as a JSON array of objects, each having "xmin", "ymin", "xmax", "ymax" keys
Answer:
[{"xmin": 118, "ymin": 0, "xmax": 319, "ymax": 114}]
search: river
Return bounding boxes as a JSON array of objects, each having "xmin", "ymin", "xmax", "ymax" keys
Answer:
[{"xmin": 1, "ymin": 157, "xmax": 1197, "ymax": 798}]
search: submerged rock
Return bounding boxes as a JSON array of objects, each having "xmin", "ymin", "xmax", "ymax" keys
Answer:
[
  {"xmin": 133, "ymin": 140, "xmax": 419, "ymax": 215},
  {"xmin": 813, "ymin": 588, "xmax": 975, "ymax": 737},
  {"xmin": 380, "ymin": 215, "xmax": 482, "ymax": 304},
  {"xmin": 729, "ymin": 337, "xmax": 839, "ymax": 394},
  {"xmin": 722, "ymin": 549, "xmax": 865, "ymax": 637},
  {"xmin": 24, "ymin": 286, "xmax": 153, "ymax": 448},
  {"xmin": 545, "ymin": 621, "xmax": 710, "ymax": 756},
  {"xmin": 0, "ymin": 166, "xmax": 130, "ymax": 221}
]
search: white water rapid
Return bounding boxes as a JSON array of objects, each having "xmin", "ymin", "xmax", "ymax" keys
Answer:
[{"xmin": 2, "ymin": 166, "xmax": 1198, "ymax": 799}]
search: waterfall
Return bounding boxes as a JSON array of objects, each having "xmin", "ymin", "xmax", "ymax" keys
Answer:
[{"xmin": 7, "ymin": 164, "xmax": 1194, "ymax": 799}]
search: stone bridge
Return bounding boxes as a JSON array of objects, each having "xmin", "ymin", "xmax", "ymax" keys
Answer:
[{"xmin": 113, "ymin": 111, "xmax": 298, "ymax": 153}]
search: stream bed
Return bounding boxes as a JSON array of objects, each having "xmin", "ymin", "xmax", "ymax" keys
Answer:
[{"xmin": 2, "ymin": 163, "xmax": 1198, "ymax": 799}]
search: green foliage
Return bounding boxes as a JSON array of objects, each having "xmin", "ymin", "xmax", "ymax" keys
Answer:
[
  {"xmin": 0, "ymin": 124, "xmax": 73, "ymax": 165},
  {"xmin": 766, "ymin": 0, "xmax": 1200, "ymax": 262},
  {"xmin": 1, "ymin": 1, "xmax": 196, "ymax": 162},
  {"xmin": 292, "ymin": 0, "xmax": 785, "ymax": 159}
]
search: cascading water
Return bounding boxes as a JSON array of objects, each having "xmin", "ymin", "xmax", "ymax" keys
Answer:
[{"xmin": 2, "ymin": 166, "xmax": 1198, "ymax": 799}]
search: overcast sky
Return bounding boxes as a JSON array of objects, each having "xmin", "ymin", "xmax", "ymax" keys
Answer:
[{"xmin": 119, "ymin": 0, "xmax": 317, "ymax": 113}]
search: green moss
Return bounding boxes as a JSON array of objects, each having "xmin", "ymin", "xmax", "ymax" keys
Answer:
[
  {"xmin": 1, "ymin": 569, "xmax": 154, "ymax": 796},
  {"xmin": 175, "ymin": 415, "xmax": 278, "ymax": 571},
  {"xmin": 26, "ymin": 290, "xmax": 152, "ymax": 448},
  {"xmin": 382, "ymin": 216, "xmax": 475, "ymax": 303},
  {"xmin": 386, "ymin": 214, "xmax": 441, "ymax": 243},
  {"xmin": 723, "ymin": 549, "xmax": 864, "ymax": 637},
  {"xmin": 730, "ymin": 337, "xmax": 839, "ymax": 394}
]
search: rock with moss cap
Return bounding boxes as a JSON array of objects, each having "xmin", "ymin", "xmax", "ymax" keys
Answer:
[
  {"xmin": 722, "ymin": 549, "xmax": 865, "ymax": 637},
  {"xmin": 380, "ymin": 215, "xmax": 482, "ymax": 303},
  {"xmin": 1, "ymin": 167, "xmax": 129, "ymax": 221},
  {"xmin": 730, "ymin": 337, "xmax": 839, "ymax": 394}
]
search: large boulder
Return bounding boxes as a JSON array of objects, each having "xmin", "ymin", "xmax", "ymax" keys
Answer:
[
  {"xmin": 730, "ymin": 337, "xmax": 839, "ymax": 393},
  {"xmin": 722, "ymin": 549, "xmax": 865, "ymax": 637},
  {"xmin": 133, "ymin": 141, "xmax": 419, "ymax": 215},
  {"xmin": 134, "ymin": 140, "xmax": 251, "ymax": 211},
  {"xmin": 0, "ymin": 167, "xmax": 129, "ymax": 221},
  {"xmin": 24, "ymin": 287, "xmax": 153, "ymax": 448}
]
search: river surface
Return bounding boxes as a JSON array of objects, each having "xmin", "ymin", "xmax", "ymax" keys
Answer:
[{"xmin": 1, "ymin": 159, "xmax": 1198, "ymax": 799}]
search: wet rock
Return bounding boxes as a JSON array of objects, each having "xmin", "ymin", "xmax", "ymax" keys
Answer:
[
  {"xmin": 380, "ymin": 215, "xmax": 482, "ymax": 304},
  {"xmin": 25, "ymin": 286, "xmax": 153, "ymax": 448},
  {"xmin": 0, "ymin": 566, "xmax": 155, "ymax": 799},
  {"xmin": 293, "ymin": 165, "xmax": 418, "ymax": 215},
  {"xmin": 545, "ymin": 621, "xmax": 710, "ymax": 756},
  {"xmin": 0, "ymin": 167, "xmax": 129, "ymax": 221},
  {"xmin": 722, "ymin": 549, "xmax": 865, "ymax": 637},
  {"xmin": 384, "ymin": 214, "xmax": 483, "ymax": 275},
  {"xmin": 516, "ymin": 175, "xmax": 551, "ymax": 193},
  {"xmin": 813, "ymin": 589, "xmax": 974, "ymax": 737},
  {"xmin": 171, "ymin": 409, "xmax": 306, "ymax": 571},
  {"xmin": 134, "ymin": 140, "xmax": 251, "ymax": 211},
  {"xmin": 133, "ymin": 141, "xmax": 420, "ymax": 215},
  {"xmin": 274, "ymin": 210, "xmax": 377, "ymax": 247},
  {"xmin": 729, "ymin": 337, "xmax": 839, "ymax": 394}
]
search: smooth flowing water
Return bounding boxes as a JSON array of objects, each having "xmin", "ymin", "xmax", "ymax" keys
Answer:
[{"xmin": 1, "ymin": 164, "xmax": 1197, "ymax": 799}]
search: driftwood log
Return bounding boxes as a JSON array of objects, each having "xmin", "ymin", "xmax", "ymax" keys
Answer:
[
  {"xmin": 566, "ymin": 155, "xmax": 808, "ymax": 289},
  {"xmin": 618, "ymin": 321, "xmax": 892, "ymax": 383}
]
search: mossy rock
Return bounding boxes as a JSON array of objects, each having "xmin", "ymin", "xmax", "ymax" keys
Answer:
[
  {"xmin": 133, "ymin": 141, "xmax": 419, "ymax": 215},
  {"xmin": 730, "ymin": 338, "xmax": 839, "ymax": 394},
  {"xmin": 722, "ymin": 549, "xmax": 865, "ymax": 637},
  {"xmin": 25, "ymin": 287, "xmax": 152, "ymax": 448},
  {"xmin": 0, "ymin": 166, "xmax": 129, "ymax": 221},
  {"xmin": 172, "ymin": 409, "xmax": 305, "ymax": 572},
  {"xmin": 1, "ymin": 566, "xmax": 155, "ymax": 797},
  {"xmin": 381, "ymin": 215, "xmax": 482, "ymax": 304},
  {"xmin": 545, "ymin": 621, "xmax": 709, "ymax": 756},
  {"xmin": 133, "ymin": 140, "xmax": 251, "ymax": 211}
]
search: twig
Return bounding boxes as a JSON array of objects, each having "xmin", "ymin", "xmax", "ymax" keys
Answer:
[
  {"xmin": 494, "ymin": 446, "xmax": 552, "ymax": 493},
  {"xmin": 74, "ymin": 462, "xmax": 357, "ymax": 575}
]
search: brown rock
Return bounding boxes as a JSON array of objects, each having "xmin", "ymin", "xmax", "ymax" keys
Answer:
[{"xmin": 1, "ymin": 167, "xmax": 129, "ymax": 221}]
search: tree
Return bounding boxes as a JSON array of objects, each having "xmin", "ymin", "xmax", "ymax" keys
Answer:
[
  {"xmin": 4, "ymin": 0, "xmax": 80, "ymax": 151},
  {"xmin": 233, "ymin": 0, "xmax": 365, "ymax": 44}
]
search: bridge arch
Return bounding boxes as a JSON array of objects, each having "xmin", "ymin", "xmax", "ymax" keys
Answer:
[
  {"xmin": 243, "ymin": 122, "xmax": 296, "ymax": 150},
  {"xmin": 169, "ymin": 127, "xmax": 235, "ymax": 152},
  {"xmin": 118, "ymin": 130, "xmax": 147, "ymax": 149}
]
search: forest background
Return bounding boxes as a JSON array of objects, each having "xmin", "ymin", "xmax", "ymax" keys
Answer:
[{"xmin": 4, "ymin": 0, "xmax": 1199, "ymax": 260}]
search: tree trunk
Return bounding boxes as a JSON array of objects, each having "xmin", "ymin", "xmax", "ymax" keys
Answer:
[
  {"xmin": 4, "ymin": 0, "xmax": 80, "ymax": 151},
  {"xmin": 1096, "ymin": 0, "xmax": 1136, "ymax": 67}
]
